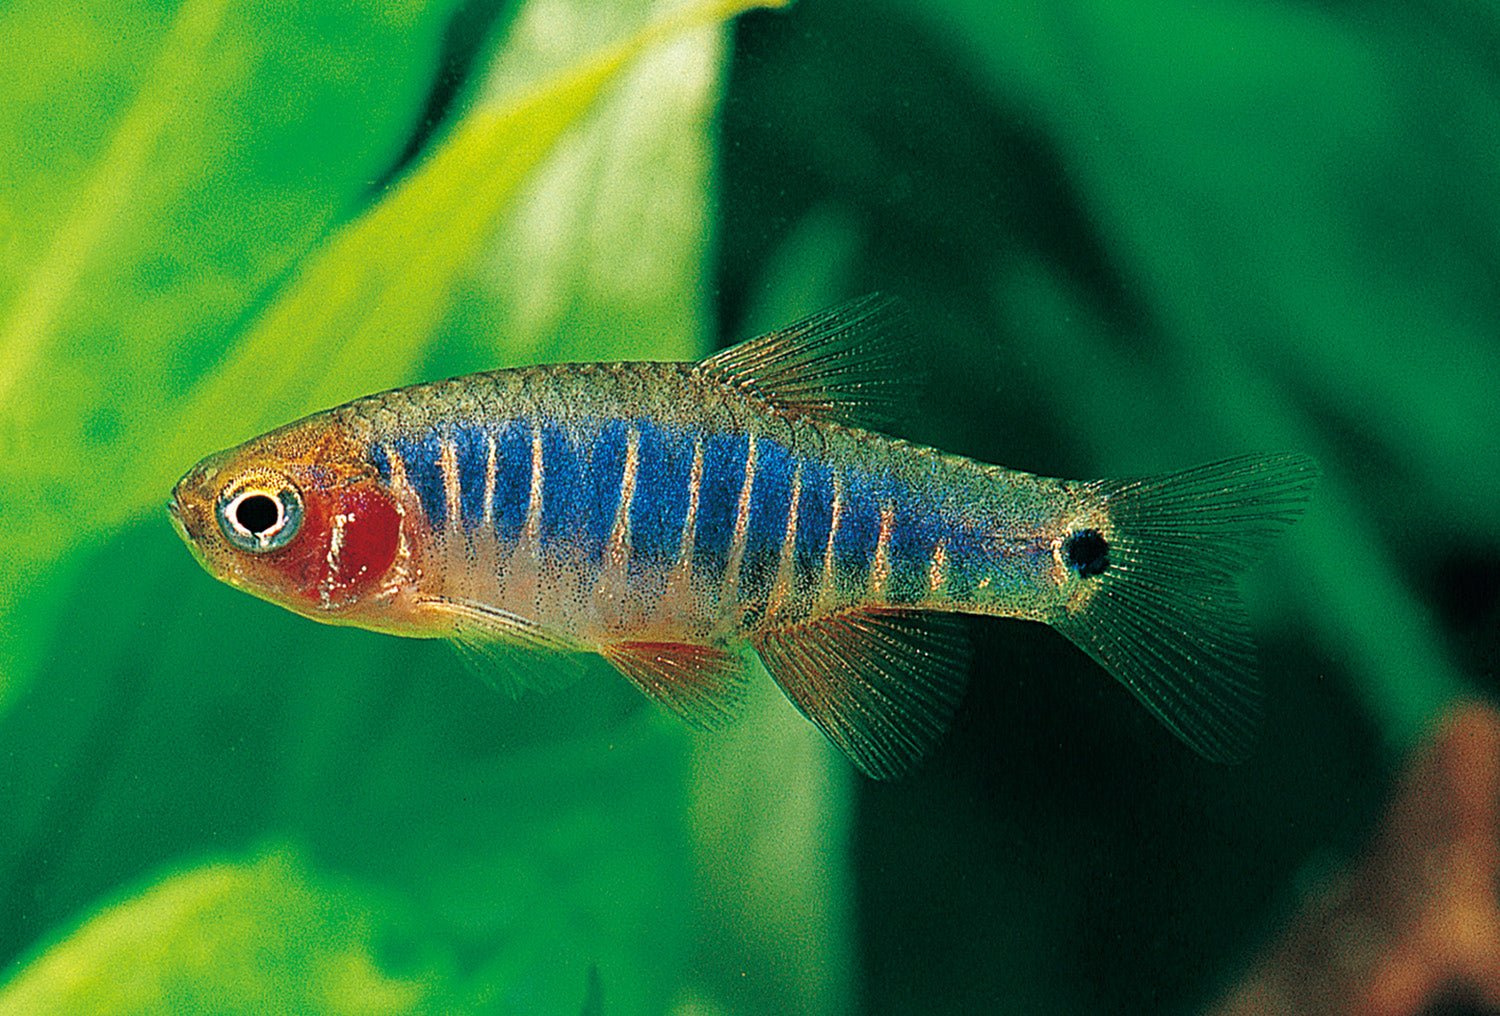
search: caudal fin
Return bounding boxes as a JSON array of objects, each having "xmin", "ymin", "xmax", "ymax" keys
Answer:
[{"xmin": 1053, "ymin": 453, "xmax": 1319, "ymax": 763}]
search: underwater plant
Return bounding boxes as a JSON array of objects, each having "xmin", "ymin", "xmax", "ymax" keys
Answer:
[
  {"xmin": 0, "ymin": 1, "xmax": 836, "ymax": 1012},
  {"xmin": 2, "ymin": 0, "xmax": 1496, "ymax": 1012}
]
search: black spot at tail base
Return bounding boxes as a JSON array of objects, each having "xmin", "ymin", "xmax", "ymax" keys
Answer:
[{"xmin": 1065, "ymin": 529, "xmax": 1110, "ymax": 578}]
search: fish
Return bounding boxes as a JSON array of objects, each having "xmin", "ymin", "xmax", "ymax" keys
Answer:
[{"xmin": 168, "ymin": 297, "xmax": 1318, "ymax": 777}]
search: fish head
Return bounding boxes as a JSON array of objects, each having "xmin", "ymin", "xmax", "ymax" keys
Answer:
[{"xmin": 169, "ymin": 420, "xmax": 406, "ymax": 624}]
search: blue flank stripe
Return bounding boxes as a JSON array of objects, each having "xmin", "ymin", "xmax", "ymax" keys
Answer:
[
  {"xmin": 536, "ymin": 421, "xmax": 586, "ymax": 553},
  {"xmin": 578, "ymin": 420, "xmax": 628, "ymax": 559},
  {"xmin": 453, "ymin": 425, "xmax": 489, "ymax": 530},
  {"xmin": 746, "ymin": 439, "xmax": 795, "ymax": 555},
  {"xmin": 887, "ymin": 501, "xmax": 938, "ymax": 603},
  {"xmin": 793, "ymin": 458, "xmax": 833, "ymax": 575},
  {"xmin": 369, "ymin": 443, "xmax": 392, "ymax": 483},
  {"xmin": 832, "ymin": 467, "xmax": 885, "ymax": 576},
  {"xmin": 739, "ymin": 438, "xmax": 795, "ymax": 606},
  {"xmin": 491, "ymin": 419, "xmax": 532, "ymax": 541},
  {"xmin": 390, "ymin": 429, "xmax": 447, "ymax": 532},
  {"xmin": 629, "ymin": 422, "xmax": 693, "ymax": 567},
  {"xmin": 692, "ymin": 431, "xmax": 751, "ymax": 575}
]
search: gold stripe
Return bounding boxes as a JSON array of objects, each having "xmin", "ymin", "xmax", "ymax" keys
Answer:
[
  {"xmin": 439, "ymin": 434, "xmax": 461, "ymax": 533},
  {"xmin": 483, "ymin": 431, "xmax": 497, "ymax": 528},
  {"xmin": 928, "ymin": 539, "xmax": 949, "ymax": 597},
  {"xmin": 382, "ymin": 443, "xmax": 410, "ymax": 498},
  {"xmin": 605, "ymin": 425, "xmax": 642, "ymax": 569},
  {"xmin": 667, "ymin": 435, "xmax": 705, "ymax": 592},
  {"xmin": 720, "ymin": 433, "xmax": 759, "ymax": 606},
  {"xmin": 523, "ymin": 420, "xmax": 544, "ymax": 544},
  {"xmin": 820, "ymin": 470, "xmax": 843, "ymax": 608},
  {"xmin": 870, "ymin": 502, "xmax": 895, "ymax": 599},
  {"xmin": 768, "ymin": 461, "xmax": 802, "ymax": 617}
]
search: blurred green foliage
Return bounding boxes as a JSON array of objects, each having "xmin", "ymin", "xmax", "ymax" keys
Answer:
[
  {"xmin": 715, "ymin": 2, "xmax": 1497, "ymax": 1012},
  {"xmin": 0, "ymin": 0, "xmax": 834, "ymax": 1013},
  {"xmin": 1, "ymin": 0, "xmax": 1497, "ymax": 1013},
  {"xmin": 0, "ymin": 853, "xmax": 425, "ymax": 1015}
]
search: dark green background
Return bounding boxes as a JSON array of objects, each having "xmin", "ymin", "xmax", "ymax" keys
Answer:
[
  {"xmin": 720, "ymin": 3, "xmax": 1496, "ymax": 1011},
  {"xmin": 1, "ymin": 0, "xmax": 1496, "ymax": 1013}
]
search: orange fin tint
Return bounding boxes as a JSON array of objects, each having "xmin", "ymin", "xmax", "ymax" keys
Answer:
[
  {"xmin": 420, "ymin": 595, "xmax": 585, "ymax": 696},
  {"xmin": 754, "ymin": 608, "xmax": 971, "ymax": 779},
  {"xmin": 696, "ymin": 294, "xmax": 914, "ymax": 431},
  {"xmin": 601, "ymin": 641, "xmax": 748, "ymax": 730}
]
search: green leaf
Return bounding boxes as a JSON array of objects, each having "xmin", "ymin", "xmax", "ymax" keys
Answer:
[
  {"xmin": 0, "ymin": 0, "xmax": 785, "ymax": 706},
  {"xmin": 432, "ymin": 0, "xmax": 728, "ymax": 368},
  {"xmin": 901, "ymin": 0, "xmax": 1495, "ymax": 748},
  {"xmin": 0, "ymin": 851, "xmax": 431, "ymax": 1016},
  {"xmin": 0, "ymin": 0, "xmax": 460, "ymax": 694},
  {"xmin": 162, "ymin": 0, "xmax": 788, "ymax": 470},
  {"xmin": 0, "ymin": 521, "xmax": 703, "ymax": 1013},
  {"xmin": 0, "ymin": 1, "xmax": 817, "ymax": 1015}
]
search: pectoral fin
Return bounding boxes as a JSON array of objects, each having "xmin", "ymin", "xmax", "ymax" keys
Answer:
[{"xmin": 418, "ymin": 595, "xmax": 585, "ymax": 696}]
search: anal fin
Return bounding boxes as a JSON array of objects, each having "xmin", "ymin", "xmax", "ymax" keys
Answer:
[
  {"xmin": 753, "ymin": 608, "xmax": 971, "ymax": 779},
  {"xmin": 601, "ymin": 641, "xmax": 749, "ymax": 731}
]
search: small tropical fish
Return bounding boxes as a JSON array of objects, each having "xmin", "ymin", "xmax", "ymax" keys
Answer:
[{"xmin": 169, "ymin": 298, "xmax": 1317, "ymax": 776}]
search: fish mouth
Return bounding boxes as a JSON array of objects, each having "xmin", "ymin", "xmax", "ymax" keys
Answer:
[
  {"xmin": 167, "ymin": 499, "xmax": 215, "ymax": 576},
  {"xmin": 166, "ymin": 494, "xmax": 201, "ymax": 555}
]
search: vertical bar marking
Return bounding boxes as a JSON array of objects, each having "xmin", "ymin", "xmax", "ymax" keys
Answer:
[
  {"xmin": 929, "ymin": 539, "xmax": 948, "ymax": 595},
  {"xmin": 524, "ymin": 419, "xmax": 544, "ymax": 546},
  {"xmin": 820, "ymin": 470, "xmax": 843, "ymax": 608},
  {"xmin": 605, "ymin": 425, "xmax": 642, "ymax": 571},
  {"xmin": 439, "ymin": 434, "xmax": 461, "ymax": 534},
  {"xmin": 380, "ymin": 443, "xmax": 410, "ymax": 499},
  {"xmin": 666, "ymin": 434, "xmax": 705, "ymax": 599},
  {"xmin": 768, "ymin": 461, "xmax": 802, "ymax": 617},
  {"xmin": 870, "ymin": 502, "xmax": 895, "ymax": 599},
  {"xmin": 483, "ymin": 431, "xmax": 497, "ymax": 529},
  {"xmin": 720, "ymin": 434, "xmax": 759, "ymax": 608}
]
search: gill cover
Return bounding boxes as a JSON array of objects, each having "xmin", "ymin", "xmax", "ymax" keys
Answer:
[{"xmin": 262, "ymin": 479, "xmax": 402, "ymax": 611}]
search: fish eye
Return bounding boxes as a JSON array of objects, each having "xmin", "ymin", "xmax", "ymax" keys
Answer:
[{"xmin": 216, "ymin": 480, "xmax": 303, "ymax": 553}]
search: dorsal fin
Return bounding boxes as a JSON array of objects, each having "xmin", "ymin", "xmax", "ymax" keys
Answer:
[
  {"xmin": 696, "ymin": 295, "xmax": 915, "ymax": 432},
  {"xmin": 753, "ymin": 607, "xmax": 972, "ymax": 779}
]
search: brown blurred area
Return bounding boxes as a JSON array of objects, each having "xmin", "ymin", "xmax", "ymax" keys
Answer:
[{"xmin": 1212, "ymin": 705, "xmax": 1500, "ymax": 1016}]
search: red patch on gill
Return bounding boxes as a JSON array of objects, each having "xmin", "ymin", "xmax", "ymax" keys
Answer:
[
  {"xmin": 326, "ymin": 485, "xmax": 402, "ymax": 603},
  {"xmin": 266, "ymin": 482, "xmax": 401, "ymax": 609}
]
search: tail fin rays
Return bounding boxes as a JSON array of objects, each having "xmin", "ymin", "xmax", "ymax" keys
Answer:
[{"xmin": 1054, "ymin": 453, "xmax": 1319, "ymax": 762}]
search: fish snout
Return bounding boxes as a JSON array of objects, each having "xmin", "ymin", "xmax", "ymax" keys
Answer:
[
  {"xmin": 166, "ymin": 494, "xmax": 190, "ymax": 537},
  {"xmin": 167, "ymin": 463, "xmax": 218, "ymax": 546}
]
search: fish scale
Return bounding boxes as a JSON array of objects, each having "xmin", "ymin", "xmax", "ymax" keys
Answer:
[{"xmin": 170, "ymin": 297, "xmax": 1318, "ymax": 777}]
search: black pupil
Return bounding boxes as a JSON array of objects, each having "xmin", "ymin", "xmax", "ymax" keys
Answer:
[
  {"xmin": 235, "ymin": 494, "xmax": 280, "ymax": 535},
  {"xmin": 1065, "ymin": 529, "xmax": 1110, "ymax": 578}
]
